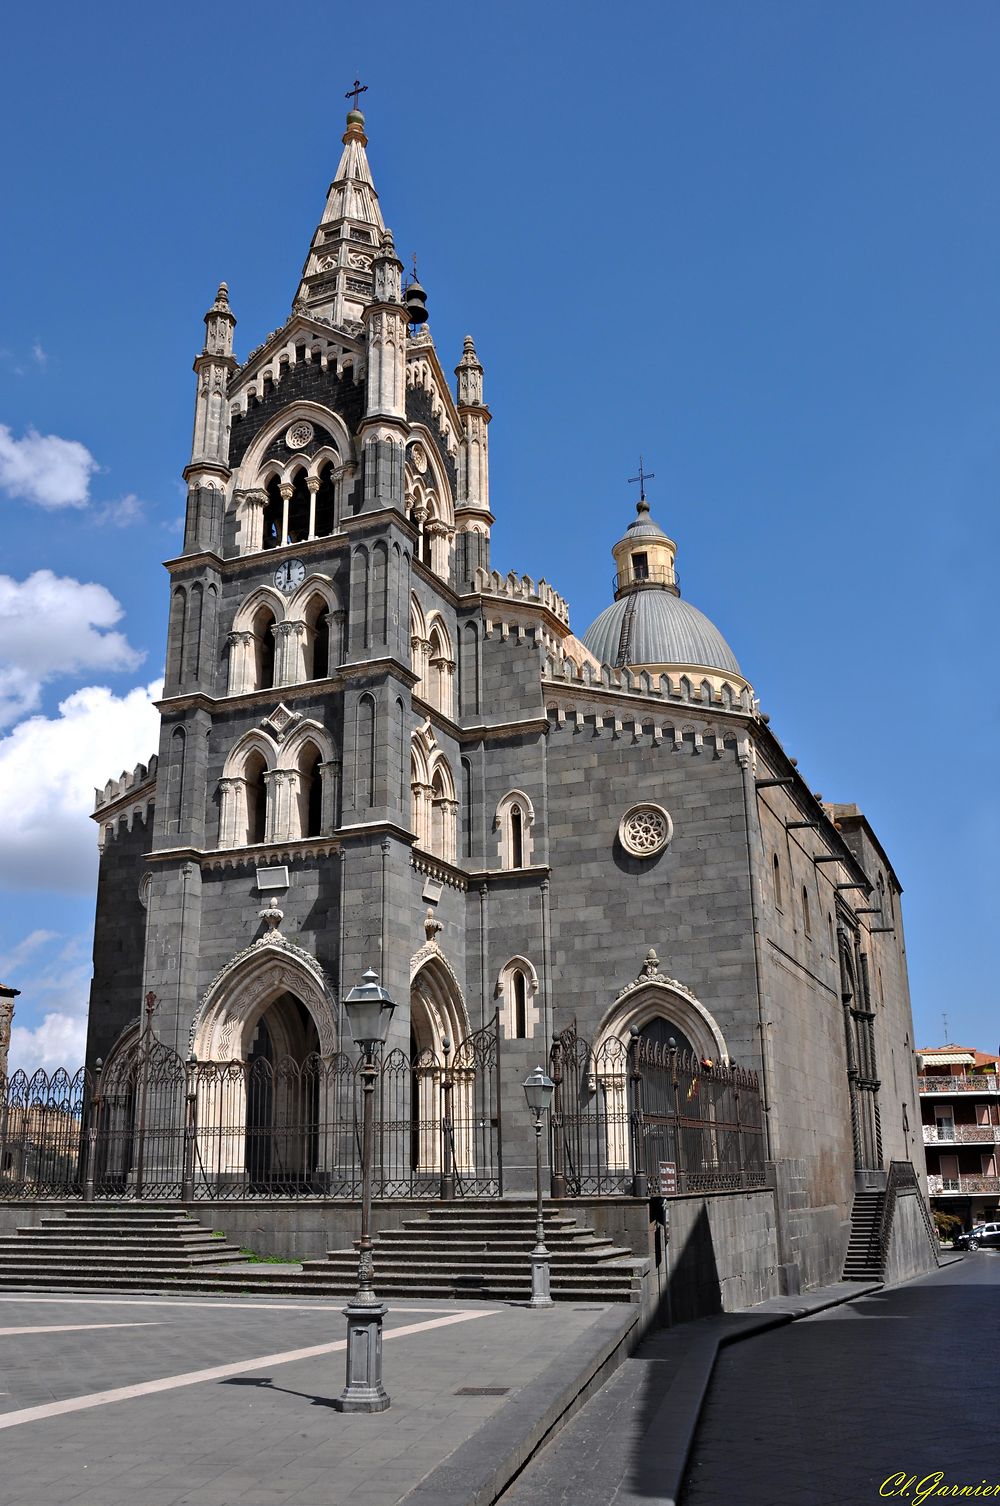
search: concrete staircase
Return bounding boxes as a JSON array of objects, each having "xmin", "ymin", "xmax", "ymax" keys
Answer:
[
  {"xmin": 0, "ymin": 1206, "xmax": 248, "ymax": 1291},
  {"xmin": 842, "ymin": 1190, "xmax": 886, "ymax": 1280},
  {"xmin": 0, "ymin": 1203, "xmax": 647, "ymax": 1303}
]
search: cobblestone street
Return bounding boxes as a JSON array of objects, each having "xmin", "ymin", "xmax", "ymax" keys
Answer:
[{"xmin": 682, "ymin": 1255, "xmax": 1000, "ymax": 1506}]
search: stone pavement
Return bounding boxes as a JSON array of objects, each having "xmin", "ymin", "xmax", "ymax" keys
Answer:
[
  {"xmin": 682, "ymin": 1252, "xmax": 998, "ymax": 1506},
  {"xmin": 0, "ymin": 1290, "xmax": 634, "ymax": 1506},
  {"xmin": 497, "ymin": 1278, "xmax": 885, "ymax": 1506}
]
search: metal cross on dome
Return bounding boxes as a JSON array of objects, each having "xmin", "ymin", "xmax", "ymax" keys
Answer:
[
  {"xmin": 345, "ymin": 78, "xmax": 368, "ymax": 110},
  {"xmin": 628, "ymin": 456, "xmax": 655, "ymax": 501}
]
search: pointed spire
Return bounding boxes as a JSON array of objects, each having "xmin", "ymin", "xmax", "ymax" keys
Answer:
[
  {"xmin": 456, "ymin": 335, "xmax": 484, "ymax": 407},
  {"xmin": 202, "ymin": 280, "xmax": 236, "ymax": 359},
  {"xmin": 293, "ymin": 105, "xmax": 386, "ymax": 329}
]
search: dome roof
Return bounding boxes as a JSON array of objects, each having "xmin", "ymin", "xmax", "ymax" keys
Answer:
[
  {"xmin": 623, "ymin": 500, "xmax": 668, "ymax": 540},
  {"xmin": 582, "ymin": 590, "xmax": 742, "ymax": 676}
]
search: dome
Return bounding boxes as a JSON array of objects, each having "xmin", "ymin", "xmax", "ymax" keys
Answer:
[
  {"xmin": 623, "ymin": 500, "xmax": 668, "ymax": 540},
  {"xmin": 582, "ymin": 590, "xmax": 742, "ymax": 676}
]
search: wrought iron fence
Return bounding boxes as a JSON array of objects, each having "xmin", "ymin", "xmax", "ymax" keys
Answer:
[
  {"xmin": 0, "ymin": 1014, "xmax": 503, "ymax": 1202},
  {"xmin": 0, "ymin": 1067, "xmax": 87, "ymax": 1198},
  {"xmin": 549, "ymin": 1024, "xmax": 766, "ymax": 1197}
]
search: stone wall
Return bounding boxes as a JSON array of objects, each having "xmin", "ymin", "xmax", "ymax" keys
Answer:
[{"xmin": 883, "ymin": 1189, "xmax": 940, "ymax": 1286}]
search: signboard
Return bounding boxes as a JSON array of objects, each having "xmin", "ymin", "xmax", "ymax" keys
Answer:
[{"xmin": 658, "ymin": 1160, "xmax": 677, "ymax": 1195}]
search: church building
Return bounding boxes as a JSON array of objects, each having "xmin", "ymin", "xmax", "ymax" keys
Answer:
[{"xmin": 85, "ymin": 101, "xmax": 933, "ymax": 1295}]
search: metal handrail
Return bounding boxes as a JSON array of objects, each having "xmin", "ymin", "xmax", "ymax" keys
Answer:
[{"xmin": 612, "ymin": 567, "xmax": 680, "ymax": 595}]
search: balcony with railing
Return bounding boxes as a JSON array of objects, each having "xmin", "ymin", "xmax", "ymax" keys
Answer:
[
  {"xmin": 927, "ymin": 1173, "xmax": 1000, "ymax": 1196},
  {"xmin": 612, "ymin": 566, "xmax": 681, "ymax": 599},
  {"xmin": 918, "ymin": 1074, "xmax": 999, "ymax": 1095},
  {"xmin": 923, "ymin": 1124, "xmax": 1000, "ymax": 1144}
]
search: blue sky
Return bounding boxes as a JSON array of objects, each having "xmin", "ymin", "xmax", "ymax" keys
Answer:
[{"xmin": 1, "ymin": 1, "xmax": 997, "ymax": 1067}]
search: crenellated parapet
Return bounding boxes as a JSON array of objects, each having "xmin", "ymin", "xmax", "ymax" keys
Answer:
[
  {"xmin": 472, "ymin": 568, "xmax": 570, "ymax": 626},
  {"xmin": 93, "ymin": 756, "xmax": 159, "ymax": 815},
  {"xmin": 543, "ymin": 653, "xmax": 758, "ymax": 714},
  {"xmin": 544, "ymin": 702, "xmax": 751, "ymax": 762}
]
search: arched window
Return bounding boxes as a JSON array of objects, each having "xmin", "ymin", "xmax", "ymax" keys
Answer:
[
  {"xmin": 511, "ymin": 805, "xmax": 524, "ymax": 869},
  {"xmin": 314, "ymin": 461, "xmax": 336, "ymax": 537},
  {"xmin": 496, "ymin": 791, "xmax": 535, "ymax": 869},
  {"xmin": 497, "ymin": 957, "xmax": 539, "ymax": 1040},
  {"xmin": 461, "ymin": 757, "xmax": 474, "ymax": 858},
  {"xmin": 426, "ymin": 619, "xmax": 454, "ymax": 716},
  {"xmin": 802, "ymin": 885, "xmax": 812, "ymax": 936},
  {"xmin": 253, "ymin": 606, "xmax": 276, "ymax": 690},
  {"xmin": 431, "ymin": 766, "xmax": 456, "ymax": 862},
  {"xmin": 411, "ymin": 728, "xmax": 456, "ymax": 861},
  {"xmin": 287, "ymin": 468, "xmax": 310, "ymax": 543},
  {"xmin": 245, "ymin": 751, "xmax": 268, "ymax": 845},
  {"xmin": 305, "ymin": 595, "xmax": 331, "ymax": 681},
  {"xmin": 772, "ymin": 853, "xmax": 783, "ymax": 910},
  {"xmin": 298, "ymin": 744, "xmax": 323, "ymax": 839},
  {"xmin": 513, "ymin": 972, "xmax": 528, "ymax": 1039},
  {"xmin": 410, "ymin": 594, "xmax": 428, "ymax": 698},
  {"xmin": 263, "ymin": 477, "xmax": 283, "ymax": 549},
  {"xmin": 166, "ymin": 726, "xmax": 186, "ymax": 834}
]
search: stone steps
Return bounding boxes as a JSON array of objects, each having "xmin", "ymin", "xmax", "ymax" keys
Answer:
[
  {"xmin": 0, "ymin": 1207, "xmax": 248, "ymax": 1289},
  {"xmin": 842, "ymin": 1192, "xmax": 886, "ymax": 1280},
  {"xmin": 0, "ymin": 1203, "xmax": 647, "ymax": 1303}
]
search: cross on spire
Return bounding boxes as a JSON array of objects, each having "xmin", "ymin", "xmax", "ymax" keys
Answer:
[
  {"xmin": 628, "ymin": 455, "xmax": 655, "ymax": 501},
  {"xmin": 345, "ymin": 77, "xmax": 368, "ymax": 111}
]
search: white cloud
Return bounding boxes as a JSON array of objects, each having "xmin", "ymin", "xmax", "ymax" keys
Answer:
[
  {"xmin": 0, "ymin": 679, "xmax": 162, "ymax": 894},
  {"xmin": 0, "ymin": 570, "xmax": 144, "ymax": 726},
  {"xmin": 0, "ymin": 929, "xmax": 58, "ymax": 973},
  {"xmin": 92, "ymin": 493, "xmax": 147, "ymax": 528},
  {"xmin": 8, "ymin": 1011, "xmax": 87, "ymax": 1076},
  {"xmin": 4, "ymin": 930, "xmax": 91, "ymax": 1074},
  {"xmin": 0, "ymin": 424, "xmax": 98, "ymax": 508},
  {"xmin": 31, "ymin": 342, "xmax": 48, "ymax": 368}
]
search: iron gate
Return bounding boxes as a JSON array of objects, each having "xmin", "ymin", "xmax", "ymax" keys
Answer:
[
  {"xmin": 549, "ymin": 1023, "xmax": 765, "ymax": 1196},
  {"xmin": 0, "ymin": 1014, "xmax": 504, "ymax": 1202}
]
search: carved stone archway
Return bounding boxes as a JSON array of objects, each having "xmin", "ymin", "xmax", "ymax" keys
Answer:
[
  {"xmin": 190, "ymin": 930, "xmax": 337, "ymax": 1062},
  {"xmin": 596, "ymin": 949, "xmax": 729, "ymax": 1064}
]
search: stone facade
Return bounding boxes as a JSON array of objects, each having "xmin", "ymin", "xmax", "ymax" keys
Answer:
[{"xmin": 85, "ymin": 106, "xmax": 925, "ymax": 1291}]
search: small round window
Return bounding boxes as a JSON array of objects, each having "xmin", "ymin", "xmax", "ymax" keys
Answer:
[{"xmin": 618, "ymin": 803, "xmax": 673, "ymax": 858}]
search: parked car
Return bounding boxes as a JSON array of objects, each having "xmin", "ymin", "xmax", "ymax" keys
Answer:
[{"xmin": 956, "ymin": 1222, "xmax": 1000, "ymax": 1251}]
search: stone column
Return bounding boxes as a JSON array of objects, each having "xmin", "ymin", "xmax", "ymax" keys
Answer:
[
  {"xmin": 264, "ymin": 769, "xmax": 300, "ymax": 843},
  {"xmin": 319, "ymin": 758, "xmax": 341, "ymax": 833},
  {"xmin": 226, "ymin": 631, "xmax": 254, "ymax": 695},
  {"xmin": 272, "ymin": 621, "xmax": 299, "ymax": 686},
  {"xmin": 240, "ymin": 489, "xmax": 267, "ymax": 554},
  {"xmin": 306, "ymin": 475, "xmax": 320, "ymax": 540},
  {"xmin": 0, "ymin": 991, "xmax": 16, "ymax": 1080},
  {"xmin": 218, "ymin": 777, "xmax": 244, "ymax": 847}
]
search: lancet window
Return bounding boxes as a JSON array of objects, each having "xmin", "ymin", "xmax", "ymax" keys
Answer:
[{"xmin": 496, "ymin": 791, "xmax": 535, "ymax": 870}]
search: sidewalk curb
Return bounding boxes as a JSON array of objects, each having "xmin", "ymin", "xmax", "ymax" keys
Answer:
[
  {"xmin": 629, "ymin": 1281, "xmax": 884, "ymax": 1506},
  {"xmin": 400, "ymin": 1281, "xmax": 882, "ymax": 1506},
  {"xmin": 398, "ymin": 1304, "xmax": 641, "ymax": 1506}
]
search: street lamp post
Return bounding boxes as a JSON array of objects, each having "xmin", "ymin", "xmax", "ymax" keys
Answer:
[
  {"xmin": 523, "ymin": 1066, "xmax": 555, "ymax": 1308},
  {"xmin": 334, "ymin": 968, "xmax": 396, "ymax": 1415}
]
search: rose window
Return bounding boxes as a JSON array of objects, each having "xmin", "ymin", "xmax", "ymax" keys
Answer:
[
  {"xmin": 285, "ymin": 421, "xmax": 315, "ymax": 450},
  {"xmin": 618, "ymin": 803, "xmax": 673, "ymax": 858}
]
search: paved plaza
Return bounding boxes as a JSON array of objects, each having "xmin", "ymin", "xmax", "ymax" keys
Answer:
[{"xmin": 0, "ymin": 1291, "xmax": 624, "ymax": 1506}]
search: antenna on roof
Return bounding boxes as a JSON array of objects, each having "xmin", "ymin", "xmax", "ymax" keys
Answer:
[{"xmin": 942, "ymin": 1011, "xmax": 949, "ymax": 1043}]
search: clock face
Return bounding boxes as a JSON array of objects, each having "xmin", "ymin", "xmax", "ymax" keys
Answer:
[{"xmin": 274, "ymin": 559, "xmax": 306, "ymax": 593}]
